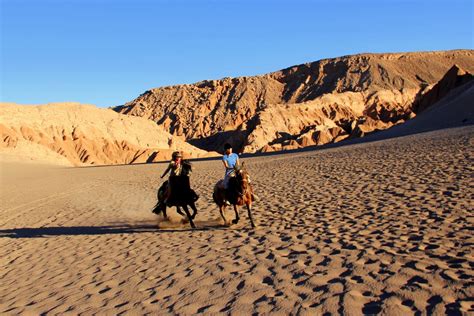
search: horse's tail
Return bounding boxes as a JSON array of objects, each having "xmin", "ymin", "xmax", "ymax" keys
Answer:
[
  {"xmin": 153, "ymin": 180, "xmax": 168, "ymax": 214},
  {"xmin": 151, "ymin": 201, "xmax": 163, "ymax": 215},
  {"xmin": 213, "ymin": 182, "xmax": 227, "ymax": 206}
]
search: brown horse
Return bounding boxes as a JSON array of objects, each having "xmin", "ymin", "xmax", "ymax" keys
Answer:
[{"xmin": 213, "ymin": 162, "xmax": 256, "ymax": 228}]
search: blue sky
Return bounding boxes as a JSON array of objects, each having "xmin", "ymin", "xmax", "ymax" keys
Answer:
[{"xmin": 1, "ymin": 0, "xmax": 472, "ymax": 107}]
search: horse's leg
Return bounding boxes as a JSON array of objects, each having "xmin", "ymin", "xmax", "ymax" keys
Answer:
[
  {"xmin": 246, "ymin": 203, "xmax": 256, "ymax": 228},
  {"xmin": 189, "ymin": 202, "xmax": 198, "ymax": 220},
  {"xmin": 219, "ymin": 205, "xmax": 227, "ymax": 225},
  {"xmin": 182, "ymin": 205, "xmax": 196, "ymax": 229},
  {"xmin": 176, "ymin": 206, "xmax": 185, "ymax": 217},
  {"xmin": 176, "ymin": 206, "xmax": 190, "ymax": 224},
  {"xmin": 162, "ymin": 205, "xmax": 168, "ymax": 220},
  {"xmin": 232, "ymin": 204, "xmax": 240, "ymax": 225}
]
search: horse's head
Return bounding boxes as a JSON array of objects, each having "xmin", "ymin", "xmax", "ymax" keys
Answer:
[{"xmin": 234, "ymin": 161, "xmax": 251, "ymax": 192}]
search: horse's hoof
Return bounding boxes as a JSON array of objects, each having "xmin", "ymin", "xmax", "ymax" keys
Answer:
[{"xmin": 221, "ymin": 220, "xmax": 230, "ymax": 226}]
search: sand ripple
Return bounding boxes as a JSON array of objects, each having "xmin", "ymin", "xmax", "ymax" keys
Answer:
[{"xmin": 1, "ymin": 126, "xmax": 473, "ymax": 314}]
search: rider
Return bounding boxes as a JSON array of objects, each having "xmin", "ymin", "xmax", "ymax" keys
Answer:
[
  {"xmin": 222, "ymin": 143, "xmax": 239, "ymax": 189},
  {"xmin": 220, "ymin": 143, "xmax": 258, "ymax": 202},
  {"xmin": 161, "ymin": 151, "xmax": 183, "ymax": 205},
  {"xmin": 218, "ymin": 143, "xmax": 240, "ymax": 206}
]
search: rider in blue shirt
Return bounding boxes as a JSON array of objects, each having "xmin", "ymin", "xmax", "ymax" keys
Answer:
[
  {"xmin": 222, "ymin": 143, "xmax": 239, "ymax": 189},
  {"xmin": 219, "ymin": 143, "xmax": 257, "ymax": 204}
]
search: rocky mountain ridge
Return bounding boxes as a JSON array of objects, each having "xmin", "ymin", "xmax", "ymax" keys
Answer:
[{"xmin": 114, "ymin": 50, "xmax": 474, "ymax": 153}]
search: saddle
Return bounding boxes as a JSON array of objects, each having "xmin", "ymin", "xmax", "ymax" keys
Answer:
[
  {"xmin": 214, "ymin": 177, "xmax": 240, "ymax": 205},
  {"xmin": 159, "ymin": 176, "xmax": 198, "ymax": 206}
]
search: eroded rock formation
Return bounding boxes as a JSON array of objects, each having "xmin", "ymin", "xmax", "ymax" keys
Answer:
[
  {"xmin": 115, "ymin": 50, "xmax": 474, "ymax": 153},
  {"xmin": 0, "ymin": 103, "xmax": 214, "ymax": 166}
]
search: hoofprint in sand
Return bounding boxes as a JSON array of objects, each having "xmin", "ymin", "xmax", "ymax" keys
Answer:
[{"xmin": 0, "ymin": 126, "xmax": 473, "ymax": 315}]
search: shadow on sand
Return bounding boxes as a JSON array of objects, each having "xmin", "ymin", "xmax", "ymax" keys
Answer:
[{"xmin": 0, "ymin": 220, "xmax": 228, "ymax": 238}]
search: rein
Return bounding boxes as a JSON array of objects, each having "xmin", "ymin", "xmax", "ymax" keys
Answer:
[{"xmin": 236, "ymin": 175, "xmax": 250, "ymax": 198}]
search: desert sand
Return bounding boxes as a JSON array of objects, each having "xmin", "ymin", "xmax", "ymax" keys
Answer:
[{"xmin": 1, "ymin": 125, "xmax": 472, "ymax": 315}]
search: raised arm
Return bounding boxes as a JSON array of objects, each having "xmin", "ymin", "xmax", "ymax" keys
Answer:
[{"xmin": 161, "ymin": 163, "xmax": 172, "ymax": 178}]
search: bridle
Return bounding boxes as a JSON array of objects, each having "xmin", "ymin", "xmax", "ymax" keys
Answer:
[{"xmin": 235, "ymin": 170, "xmax": 250, "ymax": 198}]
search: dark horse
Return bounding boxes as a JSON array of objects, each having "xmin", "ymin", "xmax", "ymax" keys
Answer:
[
  {"xmin": 213, "ymin": 162, "xmax": 256, "ymax": 228},
  {"xmin": 152, "ymin": 161, "xmax": 199, "ymax": 228}
]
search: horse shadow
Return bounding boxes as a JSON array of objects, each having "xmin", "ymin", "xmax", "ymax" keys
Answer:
[{"xmin": 0, "ymin": 220, "xmax": 228, "ymax": 239}]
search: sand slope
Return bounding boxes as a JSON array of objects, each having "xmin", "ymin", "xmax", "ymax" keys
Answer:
[
  {"xmin": 1, "ymin": 125, "xmax": 472, "ymax": 314},
  {"xmin": 0, "ymin": 102, "xmax": 214, "ymax": 166}
]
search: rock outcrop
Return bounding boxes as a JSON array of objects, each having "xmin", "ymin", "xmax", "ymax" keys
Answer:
[
  {"xmin": 0, "ymin": 103, "xmax": 214, "ymax": 166},
  {"xmin": 114, "ymin": 50, "xmax": 474, "ymax": 153},
  {"xmin": 412, "ymin": 64, "xmax": 474, "ymax": 113},
  {"xmin": 365, "ymin": 79, "xmax": 474, "ymax": 140}
]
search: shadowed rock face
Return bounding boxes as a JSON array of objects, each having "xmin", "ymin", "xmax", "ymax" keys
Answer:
[
  {"xmin": 115, "ymin": 50, "xmax": 474, "ymax": 153},
  {"xmin": 0, "ymin": 103, "xmax": 214, "ymax": 166},
  {"xmin": 412, "ymin": 64, "xmax": 474, "ymax": 113}
]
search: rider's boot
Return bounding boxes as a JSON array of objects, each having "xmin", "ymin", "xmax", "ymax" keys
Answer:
[
  {"xmin": 223, "ymin": 188, "xmax": 231, "ymax": 206},
  {"xmin": 251, "ymin": 193, "xmax": 259, "ymax": 201},
  {"xmin": 223, "ymin": 190, "xmax": 231, "ymax": 206}
]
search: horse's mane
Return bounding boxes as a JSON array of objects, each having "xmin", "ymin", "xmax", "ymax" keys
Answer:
[
  {"xmin": 182, "ymin": 160, "xmax": 192, "ymax": 176},
  {"xmin": 226, "ymin": 164, "xmax": 251, "ymax": 204}
]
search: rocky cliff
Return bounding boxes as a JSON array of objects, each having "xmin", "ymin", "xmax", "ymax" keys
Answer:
[{"xmin": 114, "ymin": 50, "xmax": 474, "ymax": 153}]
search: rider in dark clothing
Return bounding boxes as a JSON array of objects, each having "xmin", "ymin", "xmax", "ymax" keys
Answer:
[{"xmin": 161, "ymin": 151, "xmax": 183, "ymax": 204}]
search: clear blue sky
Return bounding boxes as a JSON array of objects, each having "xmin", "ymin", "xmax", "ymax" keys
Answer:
[{"xmin": 1, "ymin": 0, "xmax": 472, "ymax": 107}]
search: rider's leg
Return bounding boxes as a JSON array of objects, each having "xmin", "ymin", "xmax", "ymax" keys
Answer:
[
  {"xmin": 163, "ymin": 183, "xmax": 171, "ymax": 205},
  {"xmin": 222, "ymin": 176, "xmax": 231, "ymax": 206}
]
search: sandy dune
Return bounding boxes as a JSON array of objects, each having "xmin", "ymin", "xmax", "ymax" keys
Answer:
[
  {"xmin": 1, "ymin": 125, "xmax": 472, "ymax": 314},
  {"xmin": 0, "ymin": 102, "xmax": 213, "ymax": 166}
]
